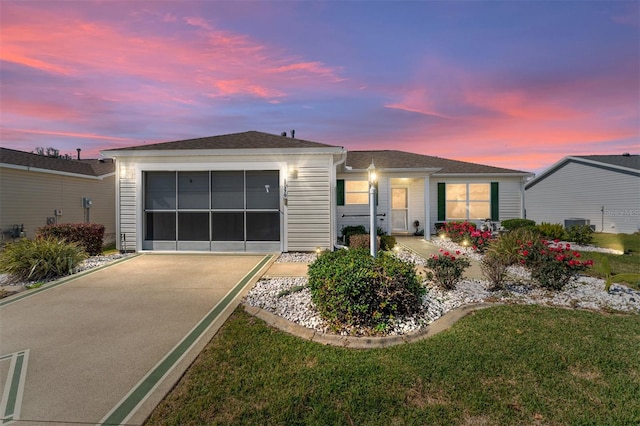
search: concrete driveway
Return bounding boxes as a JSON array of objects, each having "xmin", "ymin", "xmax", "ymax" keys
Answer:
[{"xmin": 0, "ymin": 253, "xmax": 273, "ymax": 425}]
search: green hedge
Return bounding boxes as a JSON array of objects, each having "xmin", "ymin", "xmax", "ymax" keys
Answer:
[{"xmin": 501, "ymin": 218, "xmax": 536, "ymax": 231}]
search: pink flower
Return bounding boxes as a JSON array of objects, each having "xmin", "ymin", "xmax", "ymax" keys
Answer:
[
  {"xmin": 556, "ymin": 255, "xmax": 565, "ymax": 261},
  {"xmin": 456, "ymin": 250, "xmax": 461, "ymax": 255},
  {"xmin": 573, "ymin": 252, "xmax": 581, "ymax": 258},
  {"xmin": 439, "ymin": 248, "xmax": 443, "ymax": 252},
  {"xmin": 522, "ymin": 250, "xmax": 529, "ymax": 256},
  {"xmin": 443, "ymin": 251, "xmax": 450, "ymax": 256},
  {"xmin": 554, "ymin": 239, "xmax": 560, "ymax": 243}
]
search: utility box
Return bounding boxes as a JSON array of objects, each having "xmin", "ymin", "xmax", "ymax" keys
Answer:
[
  {"xmin": 82, "ymin": 197, "xmax": 93, "ymax": 208},
  {"xmin": 564, "ymin": 218, "xmax": 590, "ymax": 228}
]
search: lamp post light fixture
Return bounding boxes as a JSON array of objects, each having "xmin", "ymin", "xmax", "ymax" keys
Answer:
[{"xmin": 368, "ymin": 161, "xmax": 378, "ymax": 257}]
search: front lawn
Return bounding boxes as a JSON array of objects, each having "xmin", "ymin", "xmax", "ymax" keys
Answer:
[
  {"xmin": 580, "ymin": 233, "xmax": 640, "ymax": 289},
  {"xmin": 146, "ymin": 305, "xmax": 640, "ymax": 425}
]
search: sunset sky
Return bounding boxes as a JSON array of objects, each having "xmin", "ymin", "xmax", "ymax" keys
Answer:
[{"xmin": 1, "ymin": 1, "xmax": 638, "ymax": 174}]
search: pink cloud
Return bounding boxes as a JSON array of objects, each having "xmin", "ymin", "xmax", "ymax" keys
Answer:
[{"xmin": 0, "ymin": 3, "xmax": 344, "ymax": 103}]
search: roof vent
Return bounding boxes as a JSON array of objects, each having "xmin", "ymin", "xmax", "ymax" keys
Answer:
[
  {"xmin": 281, "ymin": 131, "xmax": 287, "ymax": 137},
  {"xmin": 622, "ymin": 152, "xmax": 630, "ymax": 156},
  {"xmin": 76, "ymin": 148, "xmax": 81, "ymax": 160},
  {"xmin": 291, "ymin": 129, "xmax": 295, "ymax": 138}
]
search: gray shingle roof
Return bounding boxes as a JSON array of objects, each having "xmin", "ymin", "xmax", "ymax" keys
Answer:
[
  {"xmin": 345, "ymin": 150, "xmax": 529, "ymax": 174},
  {"xmin": 112, "ymin": 131, "xmax": 340, "ymax": 151},
  {"xmin": 573, "ymin": 154, "xmax": 639, "ymax": 171},
  {"xmin": 0, "ymin": 147, "xmax": 115, "ymax": 177}
]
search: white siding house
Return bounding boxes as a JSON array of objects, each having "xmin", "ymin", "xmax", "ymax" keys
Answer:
[
  {"xmin": 525, "ymin": 155, "xmax": 640, "ymax": 234},
  {"xmin": 103, "ymin": 132, "xmax": 346, "ymax": 253},
  {"xmin": 103, "ymin": 132, "xmax": 532, "ymax": 253},
  {"xmin": 337, "ymin": 151, "xmax": 531, "ymax": 239}
]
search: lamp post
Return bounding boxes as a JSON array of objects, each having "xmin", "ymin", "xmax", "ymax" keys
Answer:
[{"xmin": 368, "ymin": 161, "xmax": 377, "ymax": 257}]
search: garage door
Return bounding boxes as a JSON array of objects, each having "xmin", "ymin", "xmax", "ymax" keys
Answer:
[{"xmin": 142, "ymin": 170, "xmax": 281, "ymax": 252}]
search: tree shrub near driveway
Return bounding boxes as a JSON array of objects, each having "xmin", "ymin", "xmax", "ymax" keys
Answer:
[{"xmin": 308, "ymin": 249, "xmax": 424, "ymax": 334}]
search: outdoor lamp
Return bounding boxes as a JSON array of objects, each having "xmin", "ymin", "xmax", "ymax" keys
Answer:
[{"xmin": 368, "ymin": 161, "xmax": 377, "ymax": 257}]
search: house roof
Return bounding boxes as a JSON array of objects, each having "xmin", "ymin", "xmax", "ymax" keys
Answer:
[
  {"xmin": 0, "ymin": 147, "xmax": 115, "ymax": 177},
  {"xmin": 345, "ymin": 150, "xmax": 530, "ymax": 175},
  {"xmin": 525, "ymin": 154, "xmax": 640, "ymax": 190},
  {"xmin": 572, "ymin": 154, "xmax": 639, "ymax": 171},
  {"xmin": 108, "ymin": 131, "xmax": 340, "ymax": 152}
]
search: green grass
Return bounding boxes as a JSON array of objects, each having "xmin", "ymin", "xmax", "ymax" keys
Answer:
[
  {"xmin": 579, "ymin": 233, "xmax": 640, "ymax": 289},
  {"xmin": 146, "ymin": 305, "xmax": 640, "ymax": 425}
]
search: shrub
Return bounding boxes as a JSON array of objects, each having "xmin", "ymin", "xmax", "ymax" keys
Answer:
[
  {"xmin": 536, "ymin": 222, "xmax": 566, "ymax": 240},
  {"xmin": 307, "ymin": 249, "xmax": 424, "ymax": 333},
  {"xmin": 501, "ymin": 218, "xmax": 536, "ymax": 231},
  {"xmin": 488, "ymin": 228, "xmax": 542, "ymax": 266},
  {"xmin": 380, "ymin": 235, "xmax": 397, "ymax": 251},
  {"xmin": 442, "ymin": 221, "xmax": 493, "ymax": 252},
  {"xmin": 0, "ymin": 237, "xmax": 88, "ymax": 282},
  {"xmin": 349, "ymin": 234, "xmax": 380, "ymax": 250},
  {"xmin": 480, "ymin": 251, "xmax": 510, "ymax": 291},
  {"xmin": 37, "ymin": 223, "xmax": 105, "ymax": 256},
  {"xmin": 341, "ymin": 225, "xmax": 366, "ymax": 246},
  {"xmin": 425, "ymin": 249, "xmax": 471, "ymax": 290},
  {"xmin": 566, "ymin": 224, "xmax": 594, "ymax": 245},
  {"xmin": 519, "ymin": 240, "xmax": 594, "ymax": 291}
]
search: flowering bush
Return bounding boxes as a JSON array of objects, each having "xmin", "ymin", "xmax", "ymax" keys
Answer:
[
  {"xmin": 426, "ymin": 249, "xmax": 471, "ymax": 290},
  {"xmin": 518, "ymin": 239, "xmax": 594, "ymax": 290},
  {"xmin": 441, "ymin": 221, "xmax": 493, "ymax": 252}
]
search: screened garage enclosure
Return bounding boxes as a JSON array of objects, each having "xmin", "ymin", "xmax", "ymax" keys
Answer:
[{"xmin": 144, "ymin": 170, "xmax": 281, "ymax": 251}]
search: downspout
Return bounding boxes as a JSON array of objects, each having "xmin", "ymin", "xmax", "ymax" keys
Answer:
[
  {"xmin": 332, "ymin": 149, "xmax": 348, "ymax": 249},
  {"xmin": 521, "ymin": 177, "xmax": 526, "ymax": 219}
]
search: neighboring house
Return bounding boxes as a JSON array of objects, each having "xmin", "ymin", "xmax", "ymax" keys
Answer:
[
  {"xmin": 102, "ymin": 131, "xmax": 532, "ymax": 253},
  {"xmin": 525, "ymin": 154, "xmax": 640, "ymax": 234},
  {"xmin": 0, "ymin": 147, "xmax": 116, "ymax": 243}
]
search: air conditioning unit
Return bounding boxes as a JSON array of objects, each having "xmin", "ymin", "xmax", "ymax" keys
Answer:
[{"xmin": 564, "ymin": 218, "xmax": 590, "ymax": 228}]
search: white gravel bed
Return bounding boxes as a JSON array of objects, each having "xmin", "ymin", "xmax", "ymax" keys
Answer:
[
  {"xmin": 245, "ymin": 249, "xmax": 639, "ymax": 337},
  {"xmin": 433, "ymin": 236, "xmax": 624, "ymax": 256},
  {"xmin": 275, "ymin": 252, "xmax": 318, "ymax": 263},
  {"xmin": 0, "ymin": 252, "xmax": 130, "ymax": 287}
]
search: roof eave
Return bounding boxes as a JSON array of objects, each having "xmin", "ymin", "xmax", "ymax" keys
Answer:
[
  {"xmin": 433, "ymin": 172, "xmax": 534, "ymax": 178},
  {"xmin": 101, "ymin": 147, "xmax": 346, "ymax": 158}
]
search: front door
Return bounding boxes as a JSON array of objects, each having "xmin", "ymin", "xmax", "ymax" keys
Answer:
[{"xmin": 391, "ymin": 187, "xmax": 409, "ymax": 233}]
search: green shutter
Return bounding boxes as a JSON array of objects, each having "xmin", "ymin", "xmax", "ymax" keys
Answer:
[
  {"xmin": 490, "ymin": 182, "xmax": 499, "ymax": 221},
  {"xmin": 337, "ymin": 179, "xmax": 345, "ymax": 206},
  {"xmin": 437, "ymin": 182, "xmax": 445, "ymax": 221}
]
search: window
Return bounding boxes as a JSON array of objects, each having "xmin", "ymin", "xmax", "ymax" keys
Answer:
[
  {"xmin": 345, "ymin": 180, "xmax": 369, "ymax": 205},
  {"xmin": 445, "ymin": 183, "xmax": 491, "ymax": 220}
]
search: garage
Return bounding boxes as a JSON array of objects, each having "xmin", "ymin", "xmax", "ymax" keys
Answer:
[{"xmin": 142, "ymin": 170, "xmax": 281, "ymax": 252}]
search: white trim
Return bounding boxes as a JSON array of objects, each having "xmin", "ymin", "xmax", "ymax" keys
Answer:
[{"xmin": 103, "ymin": 147, "xmax": 344, "ymax": 158}]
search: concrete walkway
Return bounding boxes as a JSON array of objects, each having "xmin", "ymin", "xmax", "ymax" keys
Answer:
[
  {"xmin": 396, "ymin": 236, "xmax": 485, "ymax": 280},
  {"xmin": 0, "ymin": 254, "xmax": 273, "ymax": 425}
]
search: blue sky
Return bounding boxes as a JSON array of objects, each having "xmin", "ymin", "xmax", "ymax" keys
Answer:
[{"xmin": 1, "ymin": 0, "xmax": 638, "ymax": 173}]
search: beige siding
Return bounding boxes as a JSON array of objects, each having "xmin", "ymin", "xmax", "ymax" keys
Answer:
[
  {"xmin": 526, "ymin": 162, "xmax": 639, "ymax": 234},
  {"xmin": 0, "ymin": 167, "xmax": 115, "ymax": 242},
  {"xmin": 287, "ymin": 166, "xmax": 332, "ymax": 251}
]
